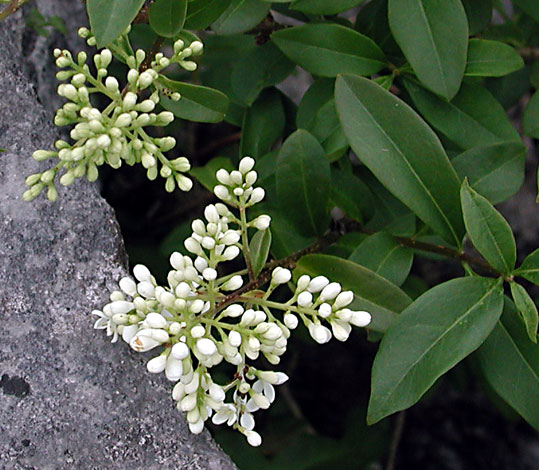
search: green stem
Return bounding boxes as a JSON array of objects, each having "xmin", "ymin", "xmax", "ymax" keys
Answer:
[{"xmin": 239, "ymin": 204, "xmax": 255, "ymax": 281}]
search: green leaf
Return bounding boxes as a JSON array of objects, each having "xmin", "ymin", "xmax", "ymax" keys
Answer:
[
  {"xmin": 190, "ymin": 156, "xmax": 234, "ymax": 191},
  {"xmin": 249, "ymin": 229, "xmax": 272, "ymax": 277},
  {"xmin": 231, "ymin": 41, "xmax": 295, "ymax": 106},
  {"xmin": 87, "ymin": 0, "xmax": 146, "ymax": 47},
  {"xmin": 335, "ymin": 74, "xmax": 464, "ymax": 245},
  {"xmin": 515, "ymin": 248, "xmax": 539, "ymax": 285},
  {"xmin": 149, "ymin": 0, "xmax": 187, "ymax": 37},
  {"xmin": 368, "ymin": 276, "xmax": 504, "ymax": 424},
  {"xmin": 290, "ymin": 0, "xmax": 364, "ymax": 15},
  {"xmin": 388, "ymin": 0, "xmax": 468, "ymax": 99},
  {"xmin": 355, "ymin": 0, "xmax": 399, "ymax": 57},
  {"xmin": 271, "ymin": 24, "xmax": 386, "ymax": 78},
  {"xmin": 477, "ymin": 299, "xmax": 539, "ymax": 431},
  {"xmin": 184, "ymin": 0, "xmax": 231, "ymax": 30},
  {"xmin": 523, "ymin": 90, "xmax": 539, "ymax": 138},
  {"xmin": 462, "ymin": 0, "xmax": 492, "ymax": 35},
  {"xmin": 404, "ymin": 79, "xmax": 520, "ymax": 151},
  {"xmin": 330, "ymin": 168, "xmax": 375, "ymax": 223},
  {"xmin": 513, "ymin": 0, "xmax": 539, "ymax": 22},
  {"xmin": 240, "ymin": 88, "xmax": 285, "ymax": 159},
  {"xmin": 485, "ymin": 67, "xmax": 530, "ymax": 110},
  {"xmin": 276, "ymin": 130, "xmax": 331, "ymax": 236},
  {"xmin": 211, "ymin": 0, "xmax": 270, "ymax": 35},
  {"xmin": 158, "ymin": 77, "xmax": 229, "ymax": 123},
  {"xmin": 510, "ymin": 282, "xmax": 538, "ymax": 343},
  {"xmin": 295, "ymin": 254, "xmax": 413, "ymax": 334},
  {"xmin": 349, "ymin": 232, "xmax": 413, "ymax": 287},
  {"xmin": 452, "ymin": 142, "xmax": 526, "ymax": 204},
  {"xmin": 465, "ymin": 39, "xmax": 524, "ymax": 77},
  {"xmin": 297, "ymin": 78, "xmax": 334, "ymax": 129},
  {"xmin": 460, "ymin": 180, "xmax": 516, "ymax": 274}
]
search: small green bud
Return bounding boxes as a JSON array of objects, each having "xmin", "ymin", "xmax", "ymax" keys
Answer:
[
  {"xmin": 55, "ymin": 57, "xmax": 70, "ymax": 68},
  {"xmin": 40, "ymin": 169, "xmax": 56, "ymax": 184},
  {"xmin": 160, "ymin": 165, "xmax": 172, "ymax": 178},
  {"xmin": 47, "ymin": 185, "xmax": 58, "ymax": 202},
  {"xmin": 87, "ymin": 37, "xmax": 97, "ymax": 46},
  {"xmin": 55, "ymin": 140, "xmax": 69, "ymax": 150},
  {"xmin": 156, "ymin": 137, "xmax": 176, "ymax": 152},
  {"xmin": 190, "ymin": 41, "xmax": 203, "ymax": 55},
  {"xmin": 77, "ymin": 51, "xmax": 87, "ymax": 64},
  {"xmin": 71, "ymin": 73, "xmax": 86, "ymax": 86},
  {"xmin": 22, "ymin": 189, "xmax": 36, "ymax": 202},
  {"xmin": 78, "ymin": 27, "xmax": 90, "ymax": 38},
  {"xmin": 176, "ymin": 174, "xmax": 193, "ymax": 191},
  {"xmin": 135, "ymin": 100, "xmax": 155, "ymax": 113},
  {"xmin": 32, "ymin": 150, "xmax": 55, "ymax": 161},
  {"xmin": 170, "ymin": 92, "xmax": 181, "ymax": 101},
  {"xmin": 30, "ymin": 182, "xmax": 45, "ymax": 197},
  {"xmin": 73, "ymin": 164, "xmax": 86, "ymax": 178},
  {"xmin": 56, "ymin": 71, "xmax": 74, "ymax": 81},
  {"xmin": 136, "ymin": 49, "xmax": 146, "ymax": 64},
  {"xmin": 100, "ymin": 48, "xmax": 112, "ymax": 68},
  {"xmin": 173, "ymin": 39, "xmax": 184, "ymax": 54},
  {"xmin": 181, "ymin": 61, "xmax": 197, "ymax": 72},
  {"xmin": 25, "ymin": 173, "xmax": 42, "ymax": 186},
  {"xmin": 87, "ymin": 163, "xmax": 99, "ymax": 182},
  {"xmin": 126, "ymin": 56, "xmax": 137, "ymax": 69},
  {"xmin": 170, "ymin": 157, "xmax": 190, "ymax": 172},
  {"xmin": 165, "ymin": 176, "xmax": 175, "ymax": 192},
  {"xmin": 155, "ymin": 111, "xmax": 174, "ymax": 126},
  {"xmin": 60, "ymin": 171, "xmax": 75, "ymax": 186},
  {"xmin": 147, "ymin": 166, "xmax": 158, "ymax": 181}
]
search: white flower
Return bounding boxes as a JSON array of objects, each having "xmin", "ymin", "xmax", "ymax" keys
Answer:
[
  {"xmin": 197, "ymin": 338, "xmax": 217, "ymax": 356},
  {"xmin": 308, "ymin": 323, "xmax": 332, "ymax": 344},
  {"xmin": 297, "ymin": 291, "xmax": 313, "ymax": 307},
  {"xmin": 284, "ymin": 313, "xmax": 298, "ymax": 329},
  {"xmin": 245, "ymin": 430, "xmax": 262, "ymax": 447},
  {"xmin": 333, "ymin": 291, "xmax": 354, "ymax": 310},
  {"xmin": 307, "ymin": 276, "xmax": 329, "ymax": 293},
  {"xmin": 147, "ymin": 355, "xmax": 167, "ymax": 373},
  {"xmin": 212, "ymin": 404, "xmax": 237, "ymax": 426},
  {"xmin": 171, "ymin": 341, "xmax": 189, "ymax": 360},
  {"xmin": 253, "ymin": 215, "xmax": 271, "ymax": 230},
  {"xmin": 239, "ymin": 156, "xmax": 255, "ymax": 174},
  {"xmin": 349, "ymin": 310, "xmax": 372, "ymax": 327},
  {"xmin": 319, "ymin": 282, "xmax": 341, "ymax": 302},
  {"xmin": 133, "ymin": 264, "xmax": 151, "ymax": 281},
  {"xmin": 271, "ymin": 267, "xmax": 291, "ymax": 285}
]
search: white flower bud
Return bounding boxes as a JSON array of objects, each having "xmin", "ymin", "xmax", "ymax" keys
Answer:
[
  {"xmin": 176, "ymin": 174, "xmax": 193, "ymax": 191},
  {"xmin": 318, "ymin": 303, "xmax": 332, "ymax": 318},
  {"xmin": 319, "ymin": 282, "xmax": 342, "ymax": 302},
  {"xmin": 56, "ymin": 56, "xmax": 71, "ymax": 68},
  {"xmin": 297, "ymin": 291, "xmax": 313, "ymax": 307},
  {"xmin": 105, "ymin": 76, "xmax": 119, "ymax": 93},
  {"xmin": 114, "ymin": 113, "xmax": 132, "ymax": 127},
  {"xmin": 136, "ymin": 99, "xmax": 155, "ymax": 113},
  {"xmin": 197, "ymin": 338, "xmax": 217, "ymax": 356},
  {"xmin": 170, "ymin": 252, "xmax": 185, "ymax": 271},
  {"xmin": 100, "ymin": 48, "xmax": 112, "ymax": 68},
  {"xmin": 172, "ymin": 382, "xmax": 186, "ymax": 401},
  {"xmin": 209, "ymin": 383, "xmax": 225, "ymax": 402},
  {"xmin": 221, "ymin": 275, "xmax": 243, "ymax": 291},
  {"xmin": 271, "ymin": 267, "xmax": 291, "ymax": 285},
  {"xmin": 308, "ymin": 323, "xmax": 332, "ymax": 344},
  {"xmin": 190, "ymin": 41, "xmax": 204, "ymax": 54},
  {"xmin": 216, "ymin": 169, "xmax": 231, "ymax": 185},
  {"xmin": 110, "ymin": 301, "xmax": 134, "ymax": 315},
  {"xmin": 181, "ymin": 60, "xmax": 197, "ymax": 71},
  {"xmin": 245, "ymin": 171, "xmax": 257, "ymax": 187},
  {"xmin": 123, "ymin": 91, "xmax": 137, "ymax": 110},
  {"xmin": 240, "ymin": 309, "xmax": 256, "ymax": 326},
  {"xmin": 284, "ymin": 313, "xmax": 298, "ymax": 329},
  {"xmin": 71, "ymin": 73, "xmax": 85, "ymax": 86},
  {"xmin": 145, "ymin": 312, "xmax": 167, "ymax": 329},
  {"xmin": 333, "ymin": 291, "xmax": 354, "ymax": 310},
  {"xmin": 171, "ymin": 342, "xmax": 189, "ymax": 360},
  {"xmin": 127, "ymin": 69, "xmax": 139, "ymax": 84},
  {"xmin": 147, "ymin": 355, "xmax": 167, "ymax": 373},
  {"xmin": 220, "ymin": 230, "xmax": 240, "ymax": 245},
  {"xmin": 214, "ymin": 185, "xmax": 230, "ymax": 200},
  {"xmin": 137, "ymin": 71, "xmax": 154, "ymax": 89},
  {"xmin": 349, "ymin": 310, "xmax": 372, "ymax": 327},
  {"xmin": 130, "ymin": 334, "xmax": 160, "ymax": 352},
  {"xmin": 249, "ymin": 187, "xmax": 265, "ymax": 204},
  {"xmin": 133, "ymin": 264, "xmax": 152, "ymax": 282},
  {"xmin": 253, "ymin": 215, "xmax": 271, "ymax": 231},
  {"xmin": 228, "ymin": 330, "xmax": 242, "ymax": 347},
  {"xmin": 137, "ymin": 281, "xmax": 155, "ymax": 298},
  {"xmin": 156, "ymin": 111, "xmax": 174, "ymax": 125},
  {"xmin": 189, "ymin": 420, "xmax": 204, "ymax": 434},
  {"xmin": 189, "ymin": 299, "xmax": 205, "ymax": 313},
  {"xmin": 222, "ymin": 246, "xmax": 240, "ymax": 261},
  {"xmin": 204, "ymin": 204, "xmax": 220, "ymax": 223},
  {"xmin": 159, "ymin": 291, "xmax": 176, "ymax": 308},
  {"xmin": 180, "ymin": 393, "xmax": 197, "ymax": 412},
  {"xmin": 169, "ymin": 322, "xmax": 182, "ymax": 335},
  {"xmin": 223, "ymin": 304, "xmax": 244, "ymax": 318},
  {"xmin": 175, "ymin": 282, "xmax": 191, "ymax": 299},
  {"xmin": 233, "ymin": 187, "xmax": 244, "ymax": 196},
  {"xmin": 174, "ymin": 39, "xmax": 185, "ymax": 53},
  {"xmin": 331, "ymin": 320, "xmax": 351, "ymax": 342},
  {"xmin": 184, "ymin": 237, "xmax": 202, "ymax": 255},
  {"xmin": 190, "ymin": 325, "xmax": 205, "ymax": 338},
  {"xmin": 308, "ymin": 276, "xmax": 329, "ymax": 293},
  {"xmin": 165, "ymin": 356, "xmax": 183, "ymax": 381},
  {"xmin": 245, "ymin": 430, "xmax": 262, "ymax": 447}
]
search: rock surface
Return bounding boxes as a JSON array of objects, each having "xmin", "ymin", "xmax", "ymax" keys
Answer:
[{"xmin": 0, "ymin": 4, "xmax": 236, "ymax": 469}]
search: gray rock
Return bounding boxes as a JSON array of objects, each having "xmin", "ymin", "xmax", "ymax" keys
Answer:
[{"xmin": 0, "ymin": 5, "xmax": 235, "ymax": 469}]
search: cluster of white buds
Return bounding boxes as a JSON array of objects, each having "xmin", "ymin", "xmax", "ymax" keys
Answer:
[
  {"xmin": 92, "ymin": 157, "xmax": 371, "ymax": 446},
  {"xmin": 23, "ymin": 27, "xmax": 203, "ymax": 201}
]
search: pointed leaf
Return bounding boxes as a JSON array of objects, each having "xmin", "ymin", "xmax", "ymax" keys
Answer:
[
  {"xmin": 462, "ymin": 0, "xmax": 492, "ymax": 35},
  {"xmin": 460, "ymin": 180, "xmax": 516, "ymax": 274},
  {"xmin": 465, "ymin": 39, "xmax": 524, "ymax": 77},
  {"xmin": 276, "ymin": 130, "xmax": 331, "ymax": 236},
  {"xmin": 477, "ymin": 299, "xmax": 539, "ymax": 431},
  {"xmin": 295, "ymin": 254, "xmax": 413, "ymax": 334},
  {"xmin": 291, "ymin": 0, "xmax": 365, "ymax": 15},
  {"xmin": 335, "ymin": 74, "xmax": 464, "ymax": 245},
  {"xmin": 510, "ymin": 282, "xmax": 538, "ymax": 343},
  {"xmin": 515, "ymin": 248, "xmax": 539, "ymax": 285},
  {"xmin": 368, "ymin": 277, "xmax": 504, "ymax": 424},
  {"xmin": 149, "ymin": 0, "xmax": 187, "ymax": 37},
  {"xmin": 211, "ymin": 0, "xmax": 270, "ymax": 35},
  {"xmin": 513, "ymin": 0, "xmax": 539, "ymax": 22},
  {"xmin": 249, "ymin": 229, "xmax": 272, "ymax": 277},
  {"xmin": 388, "ymin": 0, "xmax": 468, "ymax": 99},
  {"xmin": 523, "ymin": 90, "xmax": 539, "ymax": 139},
  {"xmin": 184, "ymin": 0, "xmax": 231, "ymax": 30},
  {"xmin": 271, "ymin": 24, "xmax": 386, "ymax": 78}
]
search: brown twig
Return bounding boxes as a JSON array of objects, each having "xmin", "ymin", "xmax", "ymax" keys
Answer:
[
  {"xmin": 248, "ymin": 12, "xmax": 286, "ymax": 45},
  {"xmin": 0, "ymin": 0, "xmax": 26, "ymax": 22},
  {"xmin": 197, "ymin": 132, "xmax": 242, "ymax": 159},
  {"xmin": 518, "ymin": 47, "xmax": 539, "ymax": 62}
]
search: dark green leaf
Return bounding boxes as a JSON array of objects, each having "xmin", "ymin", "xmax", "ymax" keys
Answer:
[
  {"xmin": 276, "ymin": 130, "xmax": 331, "ymax": 236},
  {"xmin": 249, "ymin": 229, "xmax": 272, "ymax": 277},
  {"xmin": 465, "ymin": 39, "xmax": 524, "ymax": 77},
  {"xmin": 452, "ymin": 142, "xmax": 526, "ymax": 204},
  {"xmin": 404, "ymin": 79, "xmax": 520, "ymax": 150},
  {"xmin": 513, "ymin": 0, "xmax": 539, "ymax": 22},
  {"xmin": 335, "ymin": 75, "xmax": 464, "ymax": 245},
  {"xmin": 330, "ymin": 168, "xmax": 375, "ymax": 223},
  {"xmin": 485, "ymin": 67, "xmax": 530, "ymax": 110},
  {"xmin": 349, "ymin": 232, "xmax": 413, "ymax": 286},
  {"xmin": 240, "ymin": 88, "xmax": 285, "ymax": 159},
  {"xmin": 190, "ymin": 156, "xmax": 234, "ymax": 191},
  {"xmin": 355, "ymin": 0, "xmax": 399, "ymax": 57},
  {"xmin": 185, "ymin": 0, "xmax": 231, "ymax": 29},
  {"xmin": 368, "ymin": 277, "xmax": 504, "ymax": 424},
  {"xmin": 231, "ymin": 41, "xmax": 295, "ymax": 106},
  {"xmin": 295, "ymin": 254, "xmax": 413, "ymax": 333},
  {"xmin": 271, "ymin": 24, "xmax": 386, "ymax": 78},
  {"xmin": 460, "ymin": 180, "xmax": 516, "ymax": 274},
  {"xmin": 291, "ymin": 0, "xmax": 364, "ymax": 15},
  {"xmin": 462, "ymin": 0, "xmax": 492, "ymax": 35},
  {"xmin": 211, "ymin": 0, "xmax": 270, "ymax": 35},
  {"xmin": 87, "ymin": 0, "xmax": 146, "ymax": 47},
  {"xmin": 149, "ymin": 0, "xmax": 187, "ymax": 37},
  {"xmin": 523, "ymin": 90, "xmax": 539, "ymax": 138},
  {"xmin": 515, "ymin": 248, "xmax": 539, "ymax": 285},
  {"xmin": 477, "ymin": 299, "xmax": 539, "ymax": 431},
  {"xmin": 510, "ymin": 282, "xmax": 538, "ymax": 343},
  {"xmin": 158, "ymin": 77, "xmax": 229, "ymax": 123},
  {"xmin": 388, "ymin": 0, "xmax": 468, "ymax": 99},
  {"xmin": 296, "ymin": 78, "xmax": 334, "ymax": 129}
]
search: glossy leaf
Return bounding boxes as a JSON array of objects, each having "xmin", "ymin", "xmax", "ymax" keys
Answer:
[
  {"xmin": 335, "ymin": 74, "xmax": 464, "ymax": 245},
  {"xmin": 355, "ymin": 0, "xmax": 399, "ymax": 57},
  {"xmin": 295, "ymin": 254, "xmax": 413, "ymax": 334},
  {"xmin": 460, "ymin": 180, "xmax": 516, "ymax": 274},
  {"xmin": 462, "ymin": 0, "xmax": 492, "ymax": 35},
  {"xmin": 158, "ymin": 77, "xmax": 229, "ymax": 123},
  {"xmin": 240, "ymin": 88, "xmax": 285, "ymax": 159},
  {"xmin": 404, "ymin": 79, "xmax": 520, "ymax": 150},
  {"xmin": 87, "ymin": 0, "xmax": 145, "ymax": 47},
  {"xmin": 149, "ymin": 0, "xmax": 187, "ymax": 37},
  {"xmin": 297, "ymin": 78, "xmax": 334, "ymax": 129},
  {"xmin": 190, "ymin": 156, "xmax": 234, "ymax": 191},
  {"xmin": 515, "ymin": 248, "xmax": 539, "ymax": 285},
  {"xmin": 465, "ymin": 39, "xmax": 524, "ymax": 77},
  {"xmin": 184, "ymin": 0, "xmax": 231, "ymax": 29},
  {"xmin": 349, "ymin": 232, "xmax": 413, "ymax": 286},
  {"xmin": 368, "ymin": 277, "xmax": 504, "ymax": 424},
  {"xmin": 485, "ymin": 67, "xmax": 530, "ymax": 110},
  {"xmin": 211, "ymin": 0, "xmax": 270, "ymax": 35},
  {"xmin": 523, "ymin": 90, "xmax": 539, "ymax": 138},
  {"xmin": 330, "ymin": 168, "xmax": 375, "ymax": 223},
  {"xmin": 513, "ymin": 0, "xmax": 539, "ymax": 22},
  {"xmin": 388, "ymin": 0, "xmax": 468, "ymax": 99},
  {"xmin": 249, "ymin": 229, "xmax": 272, "ymax": 277},
  {"xmin": 291, "ymin": 0, "xmax": 364, "ymax": 15},
  {"xmin": 276, "ymin": 130, "xmax": 331, "ymax": 236},
  {"xmin": 478, "ymin": 300, "xmax": 539, "ymax": 430},
  {"xmin": 452, "ymin": 142, "xmax": 526, "ymax": 204},
  {"xmin": 510, "ymin": 282, "xmax": 538, "ymax": 343},
  {"xmin": 272, "ymin": 24, "xmax": 386, "ymax": 78}
]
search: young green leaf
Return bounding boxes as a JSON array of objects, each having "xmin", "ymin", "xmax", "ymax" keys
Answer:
[
  {"xmin": 249, "ymin": 229, "xmax": 272, "ymax": 277},
  {"xmin": 460, "ymin": 180, "xmax": 516, "ymax": 274},
  {"xmin": 477, "ymin": 299, "xmax": 539, "ymax": 431},
  {"xmin": 276, "ymin": 130, "xmax": 331, "ymax": 237},
  {"xmin": 335, "ymin": 74, "xmax": 464, "ymax": 245},
  {"xmin": 211, "ymin": 0, "xmax": 270, "ymax": 35},
  {"xmin": 349, "ymin": 232, "xmax": 413, "ymax": 287},
  {"xmin": 149, "ymin": 0, "xmax": 187, "ymax": 37},
  {"xmin": 515, "ymin": 248, "xmax": 539, "ymax": 285},
  {"xmin": 290, "ymin": 0, "xmax": 364, "ymax": 15},
  {"xmin": 158, "ymin": 77, "xmax": 229, "ymax": 123},
  {"xmin": 509, "ymin": 282, "xmax": 538, "ymax": 343},
  {"xmin": 271, "ymin": 24, "xmax": 386, "ymax": 78},
  {"xmin": 295, "ymin": 254, "xmax": 413, "ymax": 333},
  {"xmin": 388, "ymin": 0, "xmax": 468, "ymax": 99},
  {"xmin": 184, "ymin": 0, "xmax": 231, "ymax": 30},
  {"xmin": 404, "ymin": 79, "xmax": 520, "ymax": 150},
  {"xmin": 452, "ymin": 142, "xmax": 526, "ymax": 204},
  {"xmin": 523, "ymin": 90, "xmax": 539, "ymax": 138},
  {"xmin": 368, "ymin": 277, "xmax": 504, "ymax": 424},
  {"xmin": 465, "ymin": 39, "xmax": 524, "ymax": 77},
  {"xmin": 240, "ymin": 89, "xmax": 286, "ymax": 159},
  {"xmin": 87, "ymin": 0, "xmax": 146, "ymax": 47}
]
